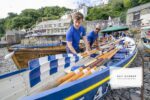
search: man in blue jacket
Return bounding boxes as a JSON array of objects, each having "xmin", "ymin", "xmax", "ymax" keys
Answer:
[
  {"xmin": 87, "ymin": 24, "xmax": 101, "ymax": 50},
  {"xmin": 66, "ymin": 12, "xmax": 90, "ymax": 54}
]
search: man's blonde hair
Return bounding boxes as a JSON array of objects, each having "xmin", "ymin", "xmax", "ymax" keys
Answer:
[
  {"xmin": 95, "ymin": 23, "xmax": 101, "ymax": 29},
  {"xmin": 73, "ymin": 12, "xmax": 84, "ymax": 20}
]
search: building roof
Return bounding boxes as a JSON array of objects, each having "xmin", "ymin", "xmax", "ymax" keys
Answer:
[
  {"xmin": 127, "ymin": 3, "xmax": 150, "ymax": 13},
  {"xmin": 101, "ymin": 26, "xmax": 129, "ymax": 33},
  {"xmin": 37, "ymin": 19, "xmax": 71, "ymax": 26},
  {"xmin": 141, "ymin": 26, "xmax": 150, "ymax": 30},
  {"xmin": 25, "ymin": 33, "xmax": 65, "ymax": 38},
  {"xmin": 6, "ymin": 30, "xmax": 26, "ymax": 35}
]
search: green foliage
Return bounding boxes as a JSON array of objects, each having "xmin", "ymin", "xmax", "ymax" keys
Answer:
[
  {"xmin": 7, "ymin": 12, "xmax": 18, "ymax": 18},
  {"xmin": 39, "ymin": 6, "xmax": 70, "ymax": 20},
  {"xmin": 0, "ymin": 19, "xmax": 5, "ymax": 37},
  {"xmin": 86, "ymin": 5, "xmax": 120, "ymax": 21},
  {"xmin": 130, "ymin": 0, "xmax": 140, "ymax": 7},
  {"xmin": 110, "ymin": 0, "xmax": 124, "ymax": 11},
  {"xmin": 1, "ymin": 6, "xmax": 70, "ymax": 32},
  {"xmin": 120, "ymin": 11, "xmax": 127, "ymax": 23},
  {"xmin": 123, "ymin": 0, "xmax": 132, "ymax": 8},
  {"xmin": 86, "ymin": 0, "xmax": 149, "ymax": 21},
  {"xmin": 11, "ymin": 16, "xmax": 33, "ymax": 29},
  {"xmin": 138, "ymin": 0, "xmax": 150, "ymax": 4}
]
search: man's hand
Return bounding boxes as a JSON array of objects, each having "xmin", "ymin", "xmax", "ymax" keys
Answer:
[
  {"xmin": 96, "ymin": 48, "xmax": 101, "ymax": 51},
  {"xmin": 85, "ymin": 50, "xmax": 91, "ymax": 55}
]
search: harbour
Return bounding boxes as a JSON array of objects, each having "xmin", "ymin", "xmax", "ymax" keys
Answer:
[{"xmin": 0, "ymin": 1, "xmax": 150, "ymax": 100}]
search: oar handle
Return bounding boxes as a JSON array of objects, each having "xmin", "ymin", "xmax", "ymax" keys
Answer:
[
  {"xmin": 4, "ymin": 51, "xmax": 15, "ymax": 59},
  {"xmin": 4, "ymin": 48, "xmax": 18, "ymax": 59}
]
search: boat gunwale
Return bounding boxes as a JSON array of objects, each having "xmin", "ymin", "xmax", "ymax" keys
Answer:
[
  {"xmin": 22, "ymin": 44, "xmax": 138, "ymax": 100},
  {"xmin": 0, "ymin": 68, "xmax": 28, "ymax": 79}
]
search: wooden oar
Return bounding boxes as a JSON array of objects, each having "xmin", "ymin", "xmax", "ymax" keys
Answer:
[
  {"xmin": 58, "ymin": 58, "xmax": 104, "ymax": 85},
  {"xmin": 4, "ymin": 48, "xmax": 18, "ymax": 59},
  {"xmin": 80, "ymin": 49, "xmax": 98, "ymax": 57},
  {"xmin": 57, "ymin": 39, "xmax": 122, "ymax": 85},
  {"xmin": 59, "ymin": 47, "xmax": 120, "ymax": 84},
  {"xmin": 4, "ymin": 51, "xmax": 15, "ymax": 59},
  {"xmin": 57, "ymin": 67, "xmax": 83, "ymax": 84},
  {"xmin": 79, "ymin": 66, "xmax": 97, "ymax": 78},
  {"xmin": 60, "ymin": 67, "xmax": 91, "ymax": 85}
]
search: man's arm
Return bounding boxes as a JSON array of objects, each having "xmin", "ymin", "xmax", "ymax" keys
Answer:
[
  {"xmin": 67, "ymin": 41, "xmax": 77, "ymax": 54},
  {"xmin": 83, "ymin": 36, "xmax": 91, "ymax": 51}
]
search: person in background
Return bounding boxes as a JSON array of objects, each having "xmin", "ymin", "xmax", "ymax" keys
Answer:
[
  {"xmin": 87, "ymin": 24, "xmax": 101, "ymax": 50},
  {"xmin": 66, "ymin": 12, "xmax": 91, "ymax": 54},
  {"xmin": 122, "ymin": 31, "xmax": 127, "ymax": 37}
]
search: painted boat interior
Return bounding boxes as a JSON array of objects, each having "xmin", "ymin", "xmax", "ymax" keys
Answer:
[{"xmin": 0, "ymin": 37, "xmax": 137, "ymax": 100}]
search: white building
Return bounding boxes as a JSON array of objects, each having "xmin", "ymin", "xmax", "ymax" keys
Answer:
[
  {"xmin": 5, "ymin": 30, "xmax": 26, "ymax": 44},
  {"xmin": 33, "ymin": 19, "xmax": 71, "ymax": 35},
  {"xmin": 61, "ymin": 5, "xmax": 88, "ymax": 20},
  {"xmin": 99, "ymin": 0, "xmax": 109, "ymax": 5},
  {"xmin": 77, "ymin": 5, "xmax": 88, "ymax": 18},
  {"xmin": 126, "ymin": 3, "xmax": 150, "ymax": 27},
  {"xmin": 140, "ymin": 14, "xmax": 150, "ymax": 27}
]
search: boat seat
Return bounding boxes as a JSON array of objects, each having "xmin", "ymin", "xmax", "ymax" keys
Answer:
[
  {"xmin": 105, "ymin": 59, "xmax": 120, "ymax": 67},
  {"xmin": 112, "ymin": 53, "xmax": 125, "ymax": 59},
  {"xmin": 117, "ymin": 48, "xmax": 129, "ymax": 53},
  {"xmin": 142, "ymin": 38, "xmax": 150, "ymax": 43},
  {"xmin": 119, "ymin": 40, "xmax": 125, "ymax": 45},
  {"xmin": 71, "ymin": 66, "xmax": 82, "ymax": 71},
  {"xmin": 90, "ymin": 53, "xmax": 99, "ymax": 58}
]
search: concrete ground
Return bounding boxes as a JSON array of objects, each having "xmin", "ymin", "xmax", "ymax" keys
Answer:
[{"xmin": 103, "ymin": 38, "xmax": 150, "ymax": 100}]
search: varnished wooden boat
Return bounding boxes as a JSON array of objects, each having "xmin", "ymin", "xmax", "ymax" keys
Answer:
[
  {"xmin": 8, "ymin": 43, "xmax": 66, "ymax": 69},
  {"xmin": 0, "ymin": 37, "xmax": 137, "ymax": 100},
  {"xmin": 6, "ymin": 31, "xmax": 88, "ymax": 69},
  {"xmin": 6, "ymin": 33, "xmax": 68, "ymax": 69}
]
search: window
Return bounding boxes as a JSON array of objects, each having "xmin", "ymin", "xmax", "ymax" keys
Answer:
[
  {"xmin": 133, "ymin": 11, "xmax": 140, "ymax": 20},
  {"xmin": 58, "ymin": 23, "xmax": 61, "ymax": 27},
  {"xmin": 49, "ymin": 24, "xmax": 52, "ymax": 27},
  {"xmin": 132, "ymin": 20, "xmax": 141, "ymax": 27},
  {"xmin": 53, "ymin": 24, "xmax": 56, "ymax": 27}
]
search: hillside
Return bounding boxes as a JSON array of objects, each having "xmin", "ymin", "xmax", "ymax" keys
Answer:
[{"xmin": 0, "ymin": 6, "xmax": 71, "ymax": 37}]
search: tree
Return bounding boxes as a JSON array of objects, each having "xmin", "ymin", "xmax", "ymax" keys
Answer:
[
  {"xmin": 0, "ymin": 19, "xmax": 5, "ymax": 37},
  {"xmin": 86, "ymin": 4, "xmax": 120, "ymax": 21},
  {"xmin": 2, "ymin": 6, "xmax": 70, "ymax": 30},
  {"xmin": 7, "ymin": 12, "xmax": 18, "ymax": 18},
  {"xmin": 120, "ymin": 11, "xmax": 127, "ymax": 23},
  {"xmin": 130, "ymin": 0, "xmax": 140, "ymax": 7},
  {"xmin": 123, "ymin": 0, "xmax": 132, "ymax": 8},
  {"xmin": 39, "ymin": 6, "xmax": 70, "ymax": 19},
  {"xmin": 110, "ymin": 0, "xmax": 124, "ymax": 11},
  {"xmin": 138, "ymin": 0, "xmax": 150, "ymax": 4},
  {"xmin": 20, "ymin": 9, "xmax": 40, "ymax": 22}
]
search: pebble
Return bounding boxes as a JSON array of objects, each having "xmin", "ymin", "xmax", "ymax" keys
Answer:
[{"xmin": 130, "ymin": 94, "xmax": 141, "ymax": 100}]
